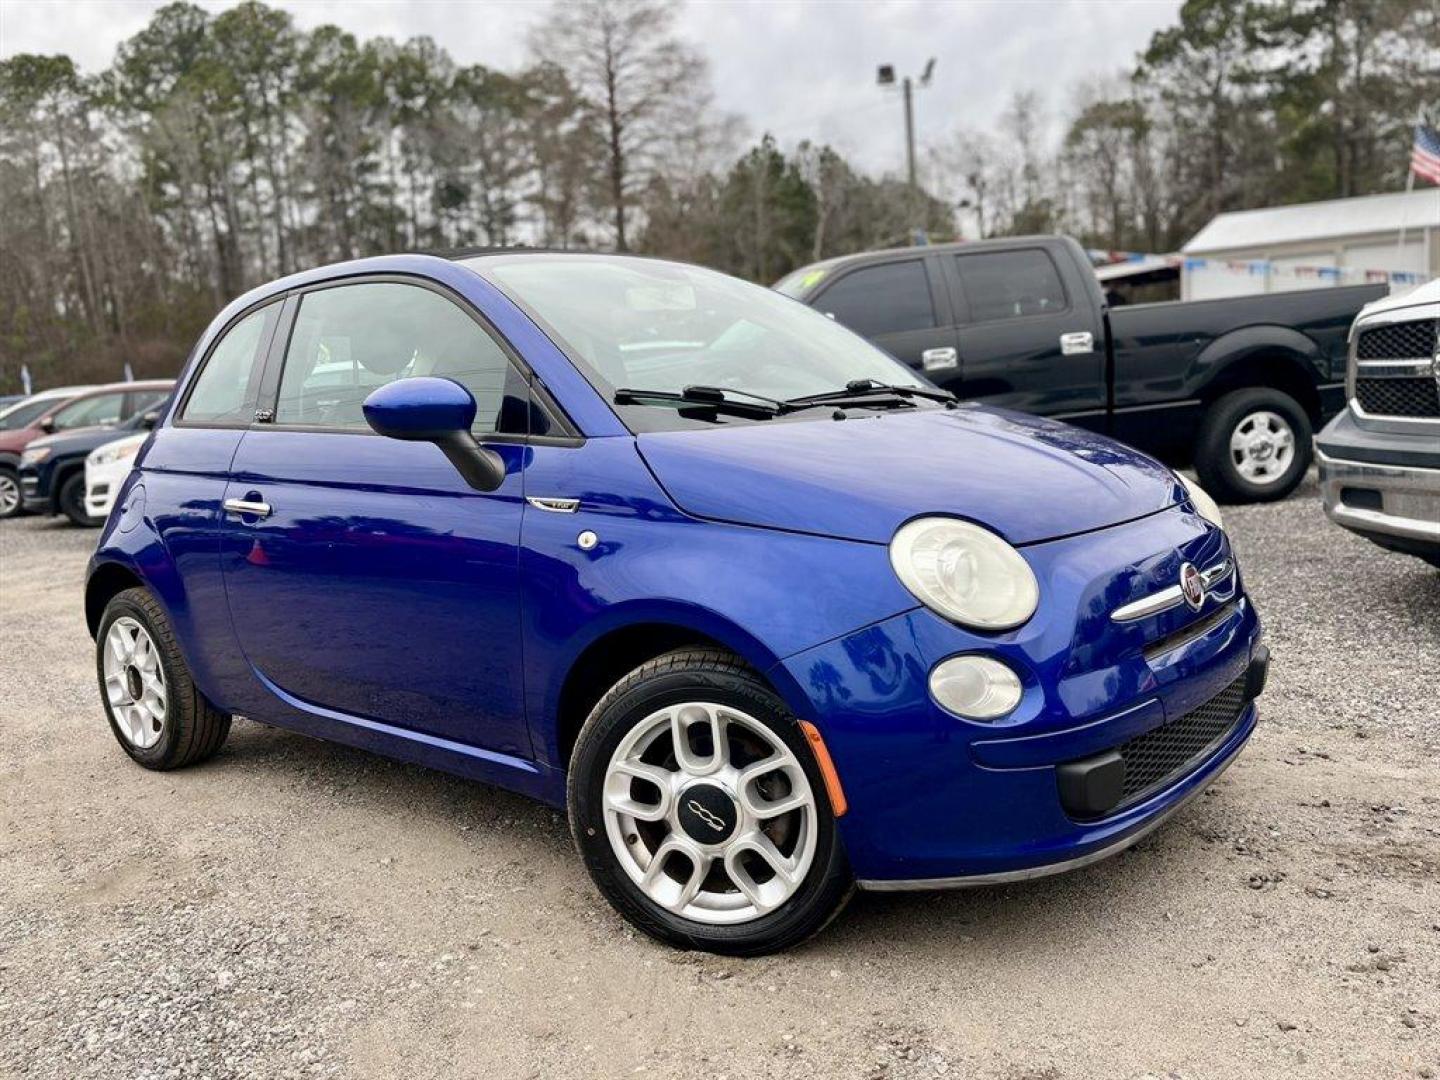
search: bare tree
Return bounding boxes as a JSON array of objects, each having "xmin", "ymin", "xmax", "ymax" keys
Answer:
[{"xmin": 529, "ymin": 0, "xmax": 709, "ymax": 250}]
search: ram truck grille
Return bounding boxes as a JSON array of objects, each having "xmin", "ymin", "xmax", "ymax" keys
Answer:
[
  {"xmin": 1355, "ymin": 376, "xmax": 1440, "ymax": 418},
  {"xmin": 1355, "ymin": 318, "xmax": 1437, "ymax": 361}
]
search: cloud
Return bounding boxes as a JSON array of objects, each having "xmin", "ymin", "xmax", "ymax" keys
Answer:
[{"xmin": 0, "ymin": 0, "xmax": 1180, "ymax": 174}]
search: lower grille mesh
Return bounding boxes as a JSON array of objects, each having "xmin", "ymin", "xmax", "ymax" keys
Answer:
[
  {"xmin": 1116, "ymin": 673, "xmax": 1249, "ymax": 806},
  {"xmin": 1355, "ymin": 376, "xmax": 1440, "ymax": 419}
]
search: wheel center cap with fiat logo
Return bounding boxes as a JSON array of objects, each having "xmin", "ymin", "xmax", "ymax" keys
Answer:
[
  {"xmin": 1179, "ymin": 562, "xmax": 1206, "ymax": 611},
  {"xmin": 677, "ymin": 783, "xmax": 739, "ymax": 844}
]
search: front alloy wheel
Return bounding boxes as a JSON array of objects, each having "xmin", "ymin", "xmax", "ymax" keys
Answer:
[
  {"xmin": 569, "ymin": 649, "xmax": 852, "ymax": 955},
  {"xmin": 0, "ymin": 470, "xmax": 21, "ymax": 518},
  {"xmin": 603, "ymin": 700, "xmax": 819, "ymax": 924}
]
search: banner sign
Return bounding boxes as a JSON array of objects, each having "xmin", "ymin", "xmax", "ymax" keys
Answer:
[{"xmin": 1181, "ymin": 256, "xmax": 1429, "ymax": 286}]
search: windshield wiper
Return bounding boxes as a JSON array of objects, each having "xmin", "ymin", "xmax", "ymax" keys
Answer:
[
  {"xmin": 785, "ymin": 379, "xmax": 956, "ymax": 408},
  {"xmin": 614, "ymin": 385, "xmax": 789, "ymax": 417}
]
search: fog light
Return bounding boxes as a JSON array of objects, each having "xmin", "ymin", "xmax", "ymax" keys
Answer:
[{"xmin": 929, "ymin": 656, "xmax": 1022, "ymax": 720}]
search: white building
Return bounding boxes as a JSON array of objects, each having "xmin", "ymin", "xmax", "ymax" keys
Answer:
[{"xmin": 1180, "ymin": 188, "xmax": 1440, "ymax": 300}]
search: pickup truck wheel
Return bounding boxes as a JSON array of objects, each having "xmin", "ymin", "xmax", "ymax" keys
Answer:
[
  {"xmin": 0, "ymin": 468, "xmax": 20, "ymax": 519},
  {"xmin": 1194, "ymin": 388, "xmax": 1312, "ymax": 503}
]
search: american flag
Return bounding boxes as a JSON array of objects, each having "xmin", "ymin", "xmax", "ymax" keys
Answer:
[{"xmin": 1413, "ymin": 122, "xmax": 1440, "ymax": 185}]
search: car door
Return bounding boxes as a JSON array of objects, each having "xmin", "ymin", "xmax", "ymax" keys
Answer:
[
  {"xmin": 218, "ymin": 278, "xmax": 533, "ymax": 757},
  {"xmin": 945, "ymin": 248, "xmax": 1107, "ymax": 429},
  {"xmin": 808, "ymin": 256, "xmax": 958, "ymax": 375}
]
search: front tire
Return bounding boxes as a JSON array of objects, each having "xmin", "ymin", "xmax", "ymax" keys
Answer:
[
  {"xmin": 568, "ymin": 648, "xmax": 853, "ymax": 955},
  {"xmin": 0, "ymin": 468, "xmax": 21, "ymax": 519},
  {"xmin": 60, "ymin": 471, "xmax": 100, "ymax": 527},
  {"xmin": 1194, "ymin": 388, "xmax": 1312, "ymax": 503},
  {"xmin": 96, "ymin": 588, "xmax": 231, "ymax": 769}
]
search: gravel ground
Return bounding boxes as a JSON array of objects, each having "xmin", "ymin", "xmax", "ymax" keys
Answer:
[{"xmin": 1, "ymin": 471, "xmax": 1437, "ymax": 1080}]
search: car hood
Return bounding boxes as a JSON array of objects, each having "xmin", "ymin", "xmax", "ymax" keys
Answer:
[{"xmin": 634, "ymin": 406, "xmax": 1183, "ymax": 546}]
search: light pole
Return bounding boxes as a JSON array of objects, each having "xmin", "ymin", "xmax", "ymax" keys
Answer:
[{"xmin": 877, "ymin": 58, "xmax": 936, "ymax": 243}]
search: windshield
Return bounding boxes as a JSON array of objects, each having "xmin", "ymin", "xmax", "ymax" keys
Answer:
[
  {"xmin": 0, "ymin": 396, "xmax": 59, "ymax": 430},
  {"xmin": 471, "ymin": 254, "xmax": 925, "ymax": 430}
]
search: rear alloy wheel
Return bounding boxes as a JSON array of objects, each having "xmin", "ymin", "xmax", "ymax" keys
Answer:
[
  {"xmin": 1194, "ymin": 388, "xmax": 1313, "ymax": 503},
  {"xmin": 96, "ymin": 587, "xmax": 231, "ymax": 770},
  {"xmin": 569, "ymin": 649, "xmax": 852, "ymax": 955},
  {"xmin": 0, "ymin": 469, "xmax": 20, "ymax": 519}
]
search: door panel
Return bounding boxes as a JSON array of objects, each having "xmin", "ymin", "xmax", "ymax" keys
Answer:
[
  {"xmin": 944, "ymin": 250, "xmax": 1106, "ymax": 426},
  {"xmin": 219, "ymin": 430, "xmax": 529, "ymax": 755}
]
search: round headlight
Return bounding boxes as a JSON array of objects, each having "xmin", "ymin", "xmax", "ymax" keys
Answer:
[
  {"xmin": 929, "ymin": 655, "xmax": 1023, "ymax": 720},
  {"xmin": 889, "ymin": 517, "xmax": 1039, "ymax": 630},
  {"xmin": 1176, "ymin": 472, "xmax": 1224, "ymax": 530}
]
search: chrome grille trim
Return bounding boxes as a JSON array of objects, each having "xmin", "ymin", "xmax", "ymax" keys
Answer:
[{"xmin": 1110, "ymin": 558, "xmax": 1233, "ymax": 623}]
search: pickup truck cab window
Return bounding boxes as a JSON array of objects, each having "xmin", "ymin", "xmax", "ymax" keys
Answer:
[
  {"xmin": 182, "ymin": 304, "xmax": 277, "ymax": 423},
  {"xmin": 953, "ymin": 249, "xmax": 1068, "ymax": 323},
  {"xmin": 814, "ymin": 259, "xmax": 936, "ymax": 336},
  {"xmin": 274, "ymin": 281, "xmax": 526, "ymax": 435}
]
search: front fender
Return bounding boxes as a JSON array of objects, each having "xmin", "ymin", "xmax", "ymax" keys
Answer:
[{"xmin": 518, "ymin": 438, "xmax": 921, "ymax": 768}]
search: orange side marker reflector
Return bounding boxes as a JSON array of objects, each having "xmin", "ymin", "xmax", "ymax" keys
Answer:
[{"xmin": 798, "ymin": 720, "xmax": 848, "ymax": 818}]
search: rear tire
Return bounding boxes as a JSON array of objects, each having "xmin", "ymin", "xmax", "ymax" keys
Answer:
[
  {"xmin": 1194, "ymin": 388, "xmax": 1312, "ymax": 504},
  {"xmin": 568, "ymin": 648, "xmax": 853, "ymax": 955},
  {"xmin": 60, "ymin": 471, "xmax": 100, "ymax": 527},
  {"xmin": 96, "ymin": 587, "xmax": 231, "ymax": 770}
]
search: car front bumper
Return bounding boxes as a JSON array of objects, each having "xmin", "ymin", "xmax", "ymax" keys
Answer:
[
  {"xmin": 1316, "ymin": 410, "xmax": 1440, "ymax": 558},
  {"xmin": 776, "ymin": 505, "xmax": 1265, "ymax": 887}
]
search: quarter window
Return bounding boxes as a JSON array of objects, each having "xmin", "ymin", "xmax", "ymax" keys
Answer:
[
  {"xmin": 274, "ymin": 283, "xmax": 527, "ymax": 434},
  {"xmin": 49, "ymin": 392, "xmax": 125, "ymax": 431},
  {"xmin": 816, "ymin": 261, "xmax": 936, "ymax": 337},
  {"xmin": 954, "ymin": 250, "xmax": 1068, "ymax": 322},
  {"xmin": 182, "ymin": 305, "xmax": 275, "ymax": 423}
]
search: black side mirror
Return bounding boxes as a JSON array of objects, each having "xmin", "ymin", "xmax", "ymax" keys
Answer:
[
  {"xmin": 361, "ymin": 377, "xmax": 506, "ymax": 493},
  {"xmin": 38, "ymin": 417, "xmax": 56, "ymax": 433},
  {"xmin": 140, "ymin": 410, "xmax": 161, "ymax": 430}
]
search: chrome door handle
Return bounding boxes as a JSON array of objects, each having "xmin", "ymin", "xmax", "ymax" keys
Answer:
[
  {"xmin": 223, "ymin": 498, "xmax": 272, "ymax": 519},
  {"xmin": 921, "ymin": 347, "xmax": 958, "ymax": 371},
  {"xmin": 1060, "ymin": 331, "xmax": 1094, "ymax": 355}
]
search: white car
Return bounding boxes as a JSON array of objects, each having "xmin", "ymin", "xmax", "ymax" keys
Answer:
[{"xmin": 85, "ymin": 432, "xmax": 147, "ymax": 520}]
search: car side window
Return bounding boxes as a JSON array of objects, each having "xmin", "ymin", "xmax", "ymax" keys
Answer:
[
  {"xmin": 125, "ymin": 389, "xmax": 169, "ymax": 418},
  {"xmin": 815, "ymin": 261, "xmax": 935, "ymax": 337},
  {"xmin": 954, "ymin": 250, "xmax": 1068, "ymax": 323},
  {"xmin": 49, "ymin": 392, "xmax": 125, "ymax": 431},
  {"xmin": 274, "ymin": 282, "xmax": 528, "ymax": 434},
  {"xmin": 182, "ymin": 305, "xmax": 276, "ymax": 423}
]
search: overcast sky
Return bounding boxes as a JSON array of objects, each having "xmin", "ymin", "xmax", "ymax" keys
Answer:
[{"xmin": 0, "ymin": 0, "xmax": 1182, "ymax": 174}]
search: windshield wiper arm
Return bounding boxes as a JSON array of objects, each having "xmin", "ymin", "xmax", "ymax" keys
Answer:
[
  {"xmin": 785, "ymin": 379, "xmax": 956, "ymax": 407},
  {"xmin": 614, "ymin": 385, "xmax": 787, "ymax": 417}
]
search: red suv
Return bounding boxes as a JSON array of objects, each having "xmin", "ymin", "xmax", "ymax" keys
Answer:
[{"xmin": 0, "ymin": 382, "xmax": 172, "ymax": 519}]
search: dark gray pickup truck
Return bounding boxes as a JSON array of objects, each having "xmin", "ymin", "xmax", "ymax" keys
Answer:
[{"xmin": 776, "ymin": 236, "xmax": 1386, "ymax": 502}]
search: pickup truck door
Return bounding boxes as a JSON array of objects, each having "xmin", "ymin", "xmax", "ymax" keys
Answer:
[
  {"xmin": 941, "ymin": 248, "xmax": 1107, "ymax": 431},
  {"xmin": 807, "ymin": 255, "xmax": 959, "ymax": 375}
]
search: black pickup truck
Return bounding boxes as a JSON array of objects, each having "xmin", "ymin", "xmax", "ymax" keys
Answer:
[{"xmin": 776, "ymin": 236, "xmax": 1386, "ymax": 502}]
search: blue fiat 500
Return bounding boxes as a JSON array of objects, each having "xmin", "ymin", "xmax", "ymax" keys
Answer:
[{"xmin": 87, "ymin": 252, "xmax": 1267, "ymax": 954}]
